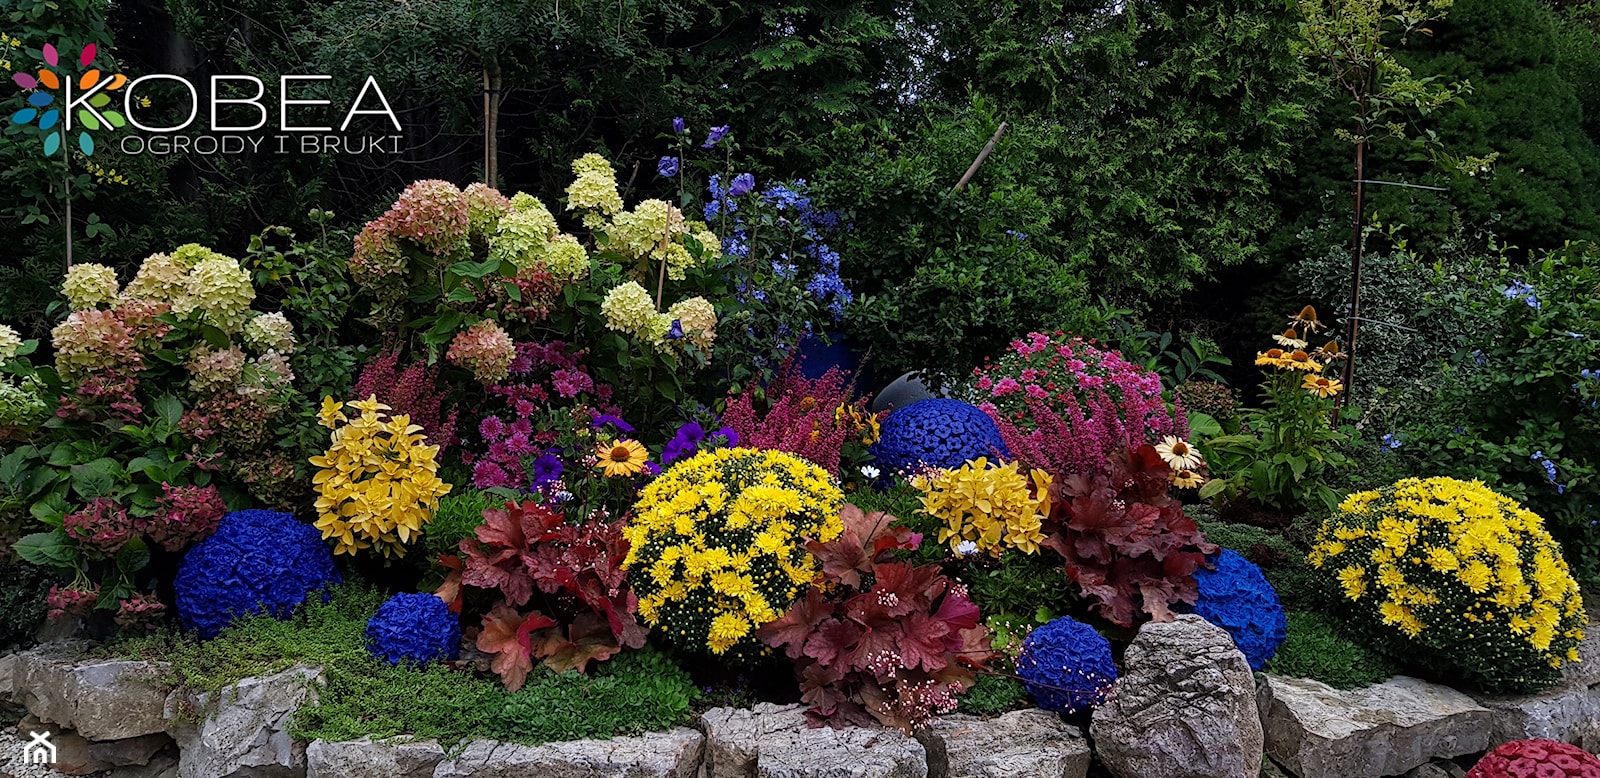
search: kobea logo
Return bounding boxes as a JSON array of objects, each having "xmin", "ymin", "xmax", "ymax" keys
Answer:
[
  {"xmin": 9, "ymin": 42, "xmax": 403, "ymax": 158},
  {"xmin": 9, "ymin": 42, "xmax": 127, "ymax": 156}
]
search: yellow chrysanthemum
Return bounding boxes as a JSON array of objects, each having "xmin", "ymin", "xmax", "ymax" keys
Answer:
[{"xmin": 1309, "ymin": 476, "xmax": 1585, "ymax": 692}]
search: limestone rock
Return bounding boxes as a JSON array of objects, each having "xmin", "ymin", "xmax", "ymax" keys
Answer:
[
  {"xmin": 916, "ymin": 709, "xmax": 1088, "ymax": 778},
  {"xmin": 1473, "ymin": 680, "xmax": 1600, "ymax": 748},
  {"xmin": 1091, "ymin": 615, "xmax": 1263, "ymax": 778},
  {"xmin": 1403, "ymin": 761, "xmax": 1467, "ymax": 778},
  {"xmin": 1256, "ymin": 674, "xmax": 1493, "ymax": 778},
  {"xmin": 304, "ymin": 737, "xmax": 444, "ymax": 778},
  {"xmin": 45, "ymin": 729, "xmax": 170, "ymax": 776},
  {"xmin": 698, "ymin": 704, "xmax": 928, "ymax": 778},
  {"xmin": 0, "ymin": 651, "xmax": 17, "ymax": 700},
  {"xmin": 432, "ymin": 728, "xmax": 703, "ymax": 778},
  {"xmin": 165, "ymin": 664, "xmax": 324, "ymax": 778},
  {"xmin": 14, "ymin": 648, "xmax": 169, "ymax": 741},
  {"xmin": 1560, "ymin": 609, "xmax": 1600, "ymax": 688}
]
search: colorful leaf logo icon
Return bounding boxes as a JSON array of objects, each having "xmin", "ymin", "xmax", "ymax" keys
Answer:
[{"xmin": 9, "ymin": 42, "xmax": 127, "ymax": 156}]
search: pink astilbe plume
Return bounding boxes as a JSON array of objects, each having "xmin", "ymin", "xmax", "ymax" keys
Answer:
[
  {"xmin": 974, "ymin": 334, "xmax": 1185, "ymax": 479},
  {"xmin": 722, "ymin": 362, "xmax": 862, "ymax": 476},
  {"xmin": 354, "ymin": 349, "xmax": 460, "ymax": 451}
]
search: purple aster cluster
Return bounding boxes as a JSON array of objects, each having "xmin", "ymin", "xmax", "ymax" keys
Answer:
[
  {"xmin": 1190, "ymin": 549, "xmax": 1287, "ymax": 671},
  {"xmin": 174, "ymin": 510, "xmax": 341, "ymax": 639},
  {"xmin": 662, "ymin": 421, "xmax": 740, "ymax": 465},
  {"xmin": 868, "ymin": 398, "xmax": 1009, "ymax": 477},
  {"xmin": 365, "ymin": 592, "xmax": 461, "ymax": 666},
  {"xmin": 1016, "ymin": 616, "xmax": 1118, "ymax": 714}
]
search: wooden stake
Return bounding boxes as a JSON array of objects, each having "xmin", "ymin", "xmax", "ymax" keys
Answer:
[{"xmin": 951, "ymin": 122, "xmax": 1008, "ymax": 194}]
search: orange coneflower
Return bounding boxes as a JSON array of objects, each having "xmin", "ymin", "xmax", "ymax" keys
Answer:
[
  {"xmin": 1303, "ymin": 374, "xmax": 1344, "ymax": 398},
  {"xmin": 1291, "ymin": 305, "xmax": 1324, "ymax": 332},
  {"xmin": 1284, "ymin": 350, "xmax": 1324, "ymax": 372},
  {"xmin": 1171, "ymin": 469, "xmax": 1206, "ymax": 489},
  {"xmin": 1256, "ymin": 348, "xmax": 1288, "ymax": 368}
]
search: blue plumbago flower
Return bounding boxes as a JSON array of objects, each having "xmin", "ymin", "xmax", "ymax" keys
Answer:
[
  {"xmin": 1381, "ymin": 433, "xmax": 1402, "ymax": 450},
  {"xmin": 591, "ymin": 413, "xmax": 635, "ymax": 433},
  {"xmin": 1581, "ymin": 369, "xmax": 1599, "ymax": 381},
  {"xmin": 1472, "ymin": 349, "xmax": 1487, "ymax": 367},
  {"xmin": 672, "ymin": 117, "xmax": 685, "ymax": 134},
  {"xmin": 729, "ymin": 172, "xmax": 755, "ymax": 197},
  {"xmin": 1567, "ymin": 332, "xmax": 1587, "ymax": 339},
  {"xmin": 1504, "ymin": 280, "xmax": 1540, "ymax": 309},
  {"xmin": 1006, "ymin": 229, "xmax": 1028, "ymax": 242},
  {"xmin": 1531, "ymin": 451, "xmax": 1565, "ymax": 493},
  {"xmin": 531, "ymin": 452, "xmax": 563, "ymax": 487},
  {"xmin": 702, "ymin": 125, "xmax": 729, "ymax": 148},
  {"xmin": 657, "ymin": 156, "xmax": 680, "ymax": 178},
  {"xmin": 666, "ymin": 319, "xmax": 684, "ymax": 341},
  {"xmin": 772, "ymin": 261, "xmax": 798, "ymax": 280}
]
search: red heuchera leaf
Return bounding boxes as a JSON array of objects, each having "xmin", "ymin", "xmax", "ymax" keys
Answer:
[
  {"xmin": 761, "ymin": 509, "xmax": 994, "ymax": 733},
  {"xmin": 1042, "ymin": 445, "xmax": 1217, "ymax": 627},
  {"xmin": 459, "ymin": 502, "xmax": 645, "ymax": 680},
  {"xmin": 476, "ymin": 602, "xmax": 555, "ymax": 692},
  {"xmin": 531, "ymin": 612, "xmax": 623, "ymax": 673},
  {"xmin": 434, "ymin": 554, "xmax": 465, "ymax": 614},
  {"xmin": 756, "ymin": 588, "xmax": 834, "ymax": 661}
]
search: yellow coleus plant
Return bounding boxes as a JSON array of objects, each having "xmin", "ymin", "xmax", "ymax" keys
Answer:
[
  {"xmin": 914, "ymin": 457, "xmax": 1050, "ymax": 557},
  {"xmin": 310, "ymin": 396, "xmax": 453, "ymax": 556},
  {"xmin": 621, "ymin": 447, "xmax": 843, "ymax": 660},
  {"xmin": 1309, "ymin": 476, "xmax": 1586, "ymax": 693}
]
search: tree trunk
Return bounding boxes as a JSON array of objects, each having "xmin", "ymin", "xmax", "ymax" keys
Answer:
[
  {"xmin": 482, "ymin": 63, "xmax": 503, "ymax": 187},
  {"xmin": 1340, "ymin": 138, "xmax": 1366, "ymax": 406}
]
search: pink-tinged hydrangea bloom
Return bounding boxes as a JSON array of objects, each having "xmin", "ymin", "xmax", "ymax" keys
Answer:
[
  {"xmin": 387, "ymin": 179, "xmax": 469, "ymax": 255},
  {"xmin": 52, "ymin": 309, "xmax": 142, "ymax": 384},
  {"xmin": 187, "ymin": 344, "xmax": 247, "ymax": 394},
  {"xmin": 349, "ymin": 216, "xmax": 408, "ymax": 284},
  {"xmin": 141, "ymin": 483, "xmax": 227, "ymax": 552},
  {"xmin": 970, "ymin": 333, "xmax": 1185, "ymax": 478},
  {"xmin": 63, "ymin": 498, "xmax": 137, "ymax": 555},
  {"xmin": 463, "ymin": 182, "xmax": 512, "ymax": 245},
  {"xmin": 46, "ymin": 584, "xmax": 99, "ymax": 621},
  {"xmin": 446, "ymin": 319, "xmax": 515, "ymax": 384},
  {"xmin": 114, "ymin": 300, "xmax": 173, "ymax": 350}
]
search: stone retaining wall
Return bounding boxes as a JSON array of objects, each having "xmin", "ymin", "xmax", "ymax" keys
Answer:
[{"xmin": 1, "ymin": 614, "xmax": 1595, "ymax": 778}]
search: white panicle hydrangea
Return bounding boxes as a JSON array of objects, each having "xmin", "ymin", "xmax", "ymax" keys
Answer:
[
  {"xmin": 122, "ymin": 253, "xmax": 188, "ymax": 304},
  {"xmin": 61, "ymin": 263, "xmax": 120, "ymax": 310},
  {"xmin": 243, "ymin": 312, "xmax": 296, "ymax": 354},
  {"xmin": 0, "ymin": 324, "xmax": 23, "ymax": 361},
  {"xmin": 176, "ymin": 257, "xmax": 256, "ymax": 333},
  {"xmin": 600, "ymin": 282, "xmax": 658, "ymax": 338}
]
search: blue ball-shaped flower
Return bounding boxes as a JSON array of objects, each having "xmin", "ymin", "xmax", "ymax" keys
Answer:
[
  {"xmin": 1016, "ymin": 616, "xmax": 1117, "ymax": 714},
  {"xmin": 869, "ymin": 398, "xmax": 1009, "ymax": 476},
  {"xmin": 366, "ymin": 593, "xmax": 461, "ymax": 666},
  {"xmin": 175, "ymin": 510, "xmax": 341, "ymax": 639},
  {"xmin": 1192, "ymin": 549, "xmax": 1287, "ymax": 671}
]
